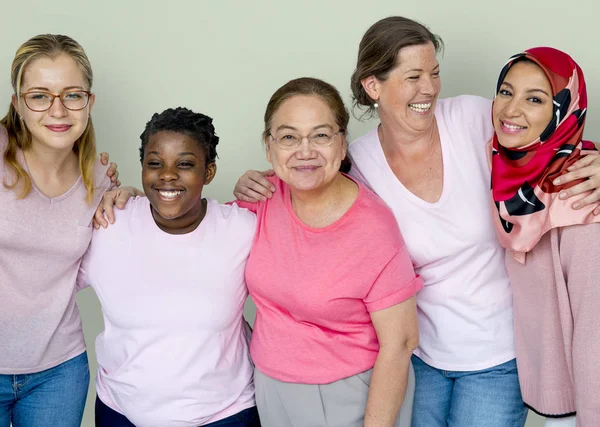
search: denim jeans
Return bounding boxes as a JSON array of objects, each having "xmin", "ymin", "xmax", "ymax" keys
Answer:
[
  {"xmin": 0, "ymin": 352, "xmax": 90, "ymax": 427},
  {"xmin": 411, "ymin": 355, "xmax": 528, "ymax": 427},
  {"xmin": 95, "ymin": 396, "xmax": 262, "ymax": 427}
]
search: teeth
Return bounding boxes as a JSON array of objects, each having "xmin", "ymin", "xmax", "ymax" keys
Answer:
[
  {"xmin": 408, "ymin": 103, "xmax": 432, "ymax": 112},
  {"xmin": 503, "ymin": 122, "xmax": 526, "ymax": 130},
  {"xmin": 158, "ymin": 190, "xmax": 181, "ymax": 199}
]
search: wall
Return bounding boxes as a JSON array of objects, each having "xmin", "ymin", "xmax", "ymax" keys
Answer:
[{"xmin": 2, "ymin": 1, "xmax": 597, "ymax": 425}]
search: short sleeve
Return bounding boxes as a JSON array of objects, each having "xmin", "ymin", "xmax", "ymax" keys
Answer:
[
  {"xmin": 76, "ymin": 245, "xmax": 93, "ymax": 291},
  {"xmin": 363, "ymin": 245, "xmax": 423, "ymax": 312},
  {"xmin": 230, "ymin": 199, "xmax": 259, "ymax": 214}
]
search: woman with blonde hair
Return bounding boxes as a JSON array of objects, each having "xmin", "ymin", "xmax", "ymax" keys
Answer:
[{"xmin": 0, "ymin": 34, "xmax": 117, "ymax": 427}]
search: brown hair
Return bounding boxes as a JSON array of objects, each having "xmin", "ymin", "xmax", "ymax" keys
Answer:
[
  {"xmin": 263, "ymin": 77, "xmax": 351, "ymax": 172},
  {"xmin": 350, "ymin": 16, "xmax": 444, "ymax": 119},
  {"xmin": 1, "ymin": 34, "xmax": 97, "ymax": 202}
]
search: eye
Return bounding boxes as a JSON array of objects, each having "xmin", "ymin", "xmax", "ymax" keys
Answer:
[
  {"xmin": 528, "ymin": 97, "xmax": 543, "ymax": 104},
  {"xmin": 146, "ymin": 161, "xmax": 161, "ymax": 168},
  {"xmin": 64, "ymin": 92, "xmax": 83, "ymax": 100},
  {"xmin": 28, "ymin": 93, "xmax": 49, "ymax": 100},
  {"xmin": 407, "ymin": 76, "xmax": 419, "ymax": 80},
  {"xmin": 432, "ymin": 71, "xmax": 440, "ymax": 78},
  {"xmin": 498, "ymin": 89, "xmax": 512, "ymax": 97},
  {"xmin": 178, "ymin": 161, "xmax": 194, "ymax": 168},
  {"xmin": 281, "ymin": 134, "xmax": 295, "ymax": 140}
]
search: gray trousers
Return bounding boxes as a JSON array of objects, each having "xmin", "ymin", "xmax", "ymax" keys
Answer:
[{"xmin": 254, "ymin": 366, "xmax": 414, "ymax": 427}]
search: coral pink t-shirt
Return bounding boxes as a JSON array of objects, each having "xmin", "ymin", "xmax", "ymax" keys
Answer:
[{"xmin": 236, "ymin": 175, "xmax": 422, "ymax": 384}]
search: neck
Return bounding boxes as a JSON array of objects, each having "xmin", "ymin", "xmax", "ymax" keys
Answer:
[
  {"xmin": 378, "ymin": 117, "xmax": 439, "ymax": 158},
  {"xmin": 289, "ymin": 173, "xmax": 346, "ymax": 212},
  {"xmin": 24, "ymin": 139, "xmax": 78, "ymax": 176},
  {"xmin": 152, "ymin": 198, "xmax": 207, "ymax": 235}
]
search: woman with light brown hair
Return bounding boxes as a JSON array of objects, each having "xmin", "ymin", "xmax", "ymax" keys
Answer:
[{"xmin": 0, "ymin": 34, "xmax": 117, "ymax": 427}]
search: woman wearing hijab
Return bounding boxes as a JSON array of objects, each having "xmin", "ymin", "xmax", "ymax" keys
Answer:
[{"xmin": 490, "ymin": 46, "xmax": 600, "ymax": 427}]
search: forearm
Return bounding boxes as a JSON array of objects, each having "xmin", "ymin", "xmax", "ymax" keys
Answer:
[{"xmin": 363, "ymin": 347, "xmax": 412, "ymax": 427}]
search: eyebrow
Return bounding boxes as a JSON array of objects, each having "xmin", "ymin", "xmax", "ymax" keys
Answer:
[
  {"xmin": 24, "ymin": 86, "xmax": 86, "ymax": 92},
  {"xmin": 501, "ymin": 81, "xmax": 551, "ymax": 97},
  {"xmin": 275, "ymin": 123, "xmax": 334, "ymax": 132},
  {"xmin": 146, "ymin": 151, "xmax": 198, "ymax": 157},
  {"xmin": 404, "ymin": 64, "xmax": 440, "ymax": 74}
]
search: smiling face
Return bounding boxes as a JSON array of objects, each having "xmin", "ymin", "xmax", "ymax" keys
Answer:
[
  {"xmin": 12, "ymin": 54, "xmax": 94, "ymax": 153},
  {"xmin": 366, "ymin": 42, "xmax": 441, "ymax": 136},
  {"xmin": 142, "ymin": 130, "xmax": 216, "ymax": 234},
  {"xmin": 265, "ymin": 95, "xmax": 346, "ymax": 192},
  {"xmin": 493, "ymin": 60, "xmax": 554, "ymax": 149}
]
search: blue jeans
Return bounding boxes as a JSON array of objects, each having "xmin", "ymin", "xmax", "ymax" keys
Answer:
[
  {"xmin": 0, "ymin": 352, "xmax": 90, "ymax": 427},
  {"xmin": 95, "ymin": 396, "xmax": 261, "ymax": 426},
  {"xmin": 411, "ymin": 355, "xmax": 528, "ymax": 427}
]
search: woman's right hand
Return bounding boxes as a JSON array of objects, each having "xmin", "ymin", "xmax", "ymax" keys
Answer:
[
  {"xmin": 233, "ymin": 169, "xmax": 276, "ymax": 202},
  {"xmin": 93, "ymin": 186, "xmax": 144, "ymax": 229}
]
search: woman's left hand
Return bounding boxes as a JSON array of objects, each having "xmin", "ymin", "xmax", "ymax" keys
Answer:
[
  {"xmin": 100, "ymin": 152, "xmax": 121, "ymax": 187},
  {"xmin": 553, "ymin": 152, "xmax": 600, "ymax": 215}
]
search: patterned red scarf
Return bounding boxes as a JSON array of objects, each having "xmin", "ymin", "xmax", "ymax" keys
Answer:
[{"xmin": 489, "ymin": 47, "xmax": 598, "ymax": 259}]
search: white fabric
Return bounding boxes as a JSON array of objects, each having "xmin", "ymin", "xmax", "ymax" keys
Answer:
[
  {"xmin": 348, "ymin": 95, "xmax": 515, "ymax": 371},
  {"xmin": 78, "ymin": 197, "xmax": 257, "ymax": 427},
  {"xmin": 544, "ymin": 416, "xmax": 576, "ymax": 427}
]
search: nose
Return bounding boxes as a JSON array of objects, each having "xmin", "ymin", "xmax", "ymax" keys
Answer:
[
  {"xmin": 159, "ymin": 165, "xmax": 179, "ymax": 181},
  {"xmin": 503, "ymin": 97, "xmax": 522, "ymax": 118},
  {"xmin": 419, "ymin": 75, "xmax": 436, "ymax": 95},
  {"xmin": 295, "ymin": 136, "xmax": 318, "ymax": 159},
  {"xmin": 47, "ymin": 96, "xmax": 69, "ymax": 118}
]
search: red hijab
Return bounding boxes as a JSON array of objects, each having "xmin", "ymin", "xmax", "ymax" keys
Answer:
[{"xmin": 490, "ymin": 47, "xmax": 598, "ymax": 259}]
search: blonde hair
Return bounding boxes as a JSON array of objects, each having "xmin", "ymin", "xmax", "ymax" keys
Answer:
[{"xmin": 1, "ymin": 34, "xmax": 97, "ymax": 202}]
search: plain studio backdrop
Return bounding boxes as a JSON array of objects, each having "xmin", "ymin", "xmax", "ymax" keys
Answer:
[{"xmin": 1, "ymin": 1, "xmax": 598, "ymax": 426}]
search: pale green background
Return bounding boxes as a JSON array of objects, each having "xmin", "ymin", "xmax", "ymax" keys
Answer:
[{"xmin": 2, "ymin": 0, "xmax": 598, "ymax": 426}]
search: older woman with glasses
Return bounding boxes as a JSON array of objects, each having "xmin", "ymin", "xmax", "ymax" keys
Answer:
[
  {"xmin": 0, "ymin": 34, "xmax": 117, "ymax": 427},
  {"xmin": 97, "ymin": 77, "xmax": 422, "ymax": 427}
]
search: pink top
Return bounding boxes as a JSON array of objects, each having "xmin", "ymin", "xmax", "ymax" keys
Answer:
[
  {"xmin": 77, "ymin": 197, "xmax": 257, "ymax": 427},
  {"xmin": 506, "ymin": 224, "xmax": 600, "ymax": 424},
  {"xmin": 236, "ymin": 175, "xmax": 422, "ymax": 384},
  {"xmin": 0, "ymin": 125, "xmax": 110, "ymax": 374}
]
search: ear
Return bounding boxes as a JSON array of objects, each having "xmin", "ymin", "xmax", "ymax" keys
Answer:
[
  {"xmin": 204, "ymin": 162, "xmax": 217, "ymax": 185},
  {"xmin": 264, "ymin": 135, "xmax": 272, "ymax": 163},
  {"xmin": 341, "ymin": 134, "xmax": 348, "ymax": 159},
  {"xmin": 11, "ymin": 94, "xmax": 20, "ymax": 116},
  {"xmin": 88, "ymin": 92, "xmax": 96, "ymax": 112},
  {"xmin": 361, "ymin": 75, "xmax": 380, "ymax": 104}
]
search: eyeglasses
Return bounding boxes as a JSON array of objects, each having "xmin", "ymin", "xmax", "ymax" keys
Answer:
[
  {"xmin": 20, "ymin": 90, "xmax": 92, "ymax": 112},
  {"xmin": 269, "ymin": 129, "xmax": 343, "ymax": 150}
]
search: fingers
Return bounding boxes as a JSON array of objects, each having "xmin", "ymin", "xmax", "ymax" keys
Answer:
[
  {"xmin": 249, "ymin": 170, "xmax": 276, "ymax": 193},
  {"xmin": 234, "ymin": 186, "xmax": 270, "ymax": 203},
  {"xmin": 100, "ymin": 152, "xmax": 110, "ymax": 165},
  {"xmin": 567, "ymin": 154, "xmax": 598, "ymax": 171},
  {"xmin": 571, "ymin": 191, "xmax": 600, "ymax": 210},
  {"xmin": 93, "ymin": 205, "xmax": 109, "ymax": 229}
]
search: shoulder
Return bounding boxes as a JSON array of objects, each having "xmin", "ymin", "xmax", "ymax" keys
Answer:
[
  {"xmin": 92, "ymin": 196, "xmax": 147, "ymax": 240},
  {"xmin": 349, "ymin": 126, "xmax": 379, "ymax": 157},
  {"xmin": 351, "ymin": 181, "xmax": 404, "ymax": 247},
  {"xmin": 207, "ymin": 198, "xmax": 257, "ymax": 235},
  {"xmin": 92, "ymin": 155, "xmax": 111, "ymax": 192},
  {"xmin": 436, "ymin": 95, "xmax": 494, "ymax": 144}
]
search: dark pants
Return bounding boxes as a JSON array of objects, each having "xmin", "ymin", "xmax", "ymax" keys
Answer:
[{"xmin": 95, "ymin": 396, "xmax": 261, "ymax": 427}]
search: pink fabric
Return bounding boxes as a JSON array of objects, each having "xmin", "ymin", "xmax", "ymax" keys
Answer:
[
  {"xmin": 490, "ymin": 47, "xmax": 599, "ymax": 258},
  {"xmin": 0, "ymin": 124, "xmax": 110, "ymax": 374},
  {"xmin": 77, "ymin": 197, "xmax": 257, "ymax": 427},
  {"xmin": 349, "ymin": 96, "xmax": 516, "ymax": 371},
  {"xmin": 506, "ymin": 224, "xmax": 600, "ymax": 425},
  {"xmin": 236, "ymin": 175, "xmax": 422, "ymax": 384}
]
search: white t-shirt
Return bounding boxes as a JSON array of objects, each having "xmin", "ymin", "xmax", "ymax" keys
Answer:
[
  {"xmin": 349, "ymin": 95, "xmax": 515, "ymax": 371},
  {"xmin": 78, "ymin": 197, "xmax": 257, "ymax": 427}
]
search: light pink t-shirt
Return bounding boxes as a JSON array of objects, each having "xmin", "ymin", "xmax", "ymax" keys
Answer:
[
  {"xmin": 0, "ymin": 125, "xmax": 110, "ymax": 374},
  {"xmin": 349, "ymin": 96, "xmax": 515, "ymax": 371},
  {"xmin": 236, "ymin": 175, "xmax": 423, "ymax": 384},
  {"xmin": 77, "ymin": 196, "xmax": 256, "ymax": 427}
]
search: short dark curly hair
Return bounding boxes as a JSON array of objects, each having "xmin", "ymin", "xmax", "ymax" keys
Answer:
[{"xmin": 139, "ymin": 107, "xmax": 219, "ymax": 165}]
